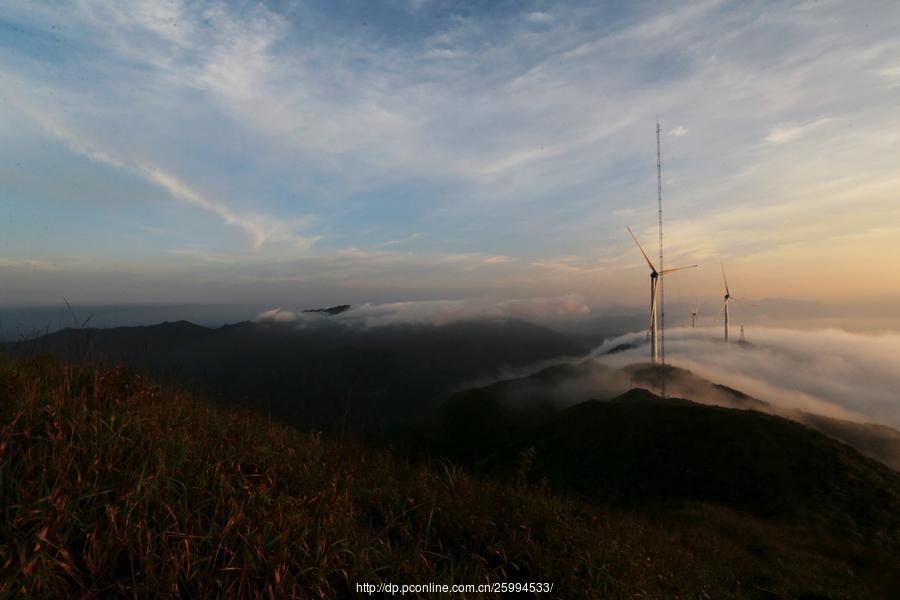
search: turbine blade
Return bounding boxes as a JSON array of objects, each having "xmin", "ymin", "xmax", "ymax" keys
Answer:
[
  {"xmin": 660, "ymin": 264, "xmax": 698, "ymax": 275},
  {"xmin": 714, "ymin": 299, "xmax": 727, "ymax": 319},
  {"xmin": 625, "ymin": 226, "xmax": 657, "ymax": 272},
  {"xmin": 721, "ymin": 261, "xmax": 730, "ymax": 296}
]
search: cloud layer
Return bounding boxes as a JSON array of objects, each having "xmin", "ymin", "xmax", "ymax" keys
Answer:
[
  {"xmin": 594, "ymin": 327, "xmax": 900, "ymax": 428},
  {"xmin": 255, "ymin": 295, "xmax": 591, "ymax": 328}
]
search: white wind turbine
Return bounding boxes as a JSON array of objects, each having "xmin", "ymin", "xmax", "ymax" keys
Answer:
[
  {"xmin": 626, "ymin": 226, "xmax": 698, "ymax": 363},
  {"xmin": 716, "ymin": 262, "xmax": 738, "ymax": 342}
]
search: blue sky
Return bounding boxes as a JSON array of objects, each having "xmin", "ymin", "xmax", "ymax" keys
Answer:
[{"xmin": 1, "ymin": 0, "xmax": 899, "ymax": 312}]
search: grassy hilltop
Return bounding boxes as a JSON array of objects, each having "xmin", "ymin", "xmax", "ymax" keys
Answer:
[{"xmin": 2, "ymin": 357, "xmax": 899, "ymax": 598}]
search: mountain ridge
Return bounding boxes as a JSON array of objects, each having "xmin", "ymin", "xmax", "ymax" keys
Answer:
[{"xmin": 6, "ymin": 317, "xmax": 587, "ymax": 433}]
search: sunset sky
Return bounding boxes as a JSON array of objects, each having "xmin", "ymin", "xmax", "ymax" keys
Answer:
[{"xmin": 2, "ymin": 0, "xmax": 899, "ymax": 312}]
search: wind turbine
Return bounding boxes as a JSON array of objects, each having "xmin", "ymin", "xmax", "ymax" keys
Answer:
[
  {"xmin": 691, "ymin": 305, "xmax": 698, "ymax": 328},
  {"xmin": 716, "ymin": 262, "xmax": 738, "ymax": 341},
  {"xmin": 626, "ymin": 226, "xmax": 698, "ymax": 363}
]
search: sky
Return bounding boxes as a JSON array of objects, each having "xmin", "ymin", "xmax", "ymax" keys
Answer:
[{"xmin": 1, "ymin": 0, "xmax": 899, "ymax": 316}]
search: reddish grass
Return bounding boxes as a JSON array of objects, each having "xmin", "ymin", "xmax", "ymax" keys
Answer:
[{"xmin": 0, "ymin": 357, "xmax": 894, "ymax": 598}]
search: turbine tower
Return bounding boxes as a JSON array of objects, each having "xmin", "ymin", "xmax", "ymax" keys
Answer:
[
  {"xmin": 716, "ymin": 262, "xmax": 739, "ymax": 341},
  {"xmin": 691, "ymin": 306, "xmax": 698, "ymax": 328},
  {"xmin": 626, "ymin": 226, "xmax": 697, "ymax": 363}
]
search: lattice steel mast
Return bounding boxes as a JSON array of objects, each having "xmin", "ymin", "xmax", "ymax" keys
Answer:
[{"xmin": 656, "ymin": 119, "xmax": 666, "ymax": 397}]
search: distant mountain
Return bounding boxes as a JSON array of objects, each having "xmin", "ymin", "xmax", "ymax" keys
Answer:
[
  {"xmin": 793, "ymin": 412, "xmax": 900, "ymax": 471},
  {"xmin": 423, "ymin": 358, "xmax": 900, "ymax": 471},
  {"xmin": 302, "ymin": 304, "xmax": 352, "ymax": 315},
  {"xmin": 423, "ymin": 380, "xmax": 900, "ymax": 553},
  {"xmin": 506, "ymin": 389, "xmax": 900, "ymax": 537},
  {"xmin": 8, "ymin": 317, "xmax": 586, "ymax": 433},
  {"xmin": 626, "ymin": 362, "xmax": 900, "ymax": 470}
]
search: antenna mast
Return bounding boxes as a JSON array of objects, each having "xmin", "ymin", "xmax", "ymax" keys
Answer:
[{"xmin": 656, "ymin": 118, "xmax": 666, "ymax": 397}]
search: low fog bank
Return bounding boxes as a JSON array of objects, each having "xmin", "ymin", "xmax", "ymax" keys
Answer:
[
  {"xmin": 455, "ymin": 330, "xmax": 900, "ymax": 469},
  {"xmin": 593, "ymin": 327, "xmax": 900, "ymax": 429},
  {"xmin": 255, "ymin": 297, "xmax": 899, "ymax": 430},
  {"xmin": 485, "ymin": 360, "xmax": 763, "ymax": 418},
  {"xmin": 486, "ymin": 361, "xmax": 631, "ymax": 412},
  {"xmin": 256, "ymin": 296, "xmax": 592, "ymax": 328}
]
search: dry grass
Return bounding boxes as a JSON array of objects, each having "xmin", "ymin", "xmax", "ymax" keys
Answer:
[{"xmin": 0, "ymin": 357, "xmax": 894, "ymax": 598}]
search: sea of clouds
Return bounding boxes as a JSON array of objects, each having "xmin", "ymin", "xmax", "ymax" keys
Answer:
[
  {"xmin": 255, "ymin": 296, "xmax": 591, "ymax": 328},
  {"xmin": 256, "ymin": 299, "xmax": 900, "ymax": 428},
  {"xmin": 594, "ymin": 327, "xmax": 900, "ymax": 428}
]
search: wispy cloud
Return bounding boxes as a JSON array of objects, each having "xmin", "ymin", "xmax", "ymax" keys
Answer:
[
  {"xmin": 372, "ymin": 232, "xmax": 425, "ymax": 249},
  {"xmin": 142, "ymin": 168, "xmax": 317, "ymax": 251},
  {"xmin": 764, "ymin": 118, "xmax": 831, "ymax": 144},
  {"xmin": 525, "ymin": 11, "xmax": 554, "ymax": 24},
  {"xmin": 14, "ymin": 101, "xmax": 318, "ymax": 251},
  {"xmin": 2, "ymin": 1, "xmax": 900, "ymax": 304}
]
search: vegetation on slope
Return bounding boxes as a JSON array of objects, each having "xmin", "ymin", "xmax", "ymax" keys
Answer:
[
  {"xmin": 2, "ymin": 357, "xmax": 898, "ymax": 598},
  {"xmin": 504, "ymin": 390, "xmax": 900, "ymax": 539},
  {"xmin": 10, "ymin": 318, "xmax": 585, "ymax": 433},
  {"xmin": 425, "ymin": 359, "xmax": 900, "ymax": 472}
]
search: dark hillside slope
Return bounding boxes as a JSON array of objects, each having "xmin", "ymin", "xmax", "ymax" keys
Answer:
[
  {"xmin": 796, "ymin": 413, "xmax": 900, "ymax": 471},
  {"xmin": 428, "ymin": 378, "xmax": 900, "ymax": 551},
  {"xmin": 627, "ymin": 363, "xmax": 900, "ymax": 470},
  {"xmin": 417, "ymin": 361, "xmax": 602, "ymax": 462},
  {"xmin": 427, "ymin": 359, "xmax": 900, "ymax": 471},
  {"xmin": 3, "ymin": 357, "xmax": 899, "ymax": 598},
  {"xmin": 8, "ymin": 318, "xmax": 584, "ymax": 432},
  {"xmin": 510, "ymin": 389, "xmax": 900, "ymax": 548}
]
